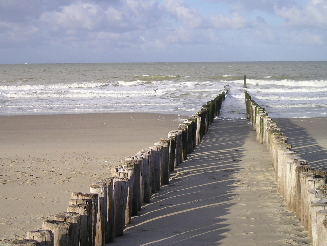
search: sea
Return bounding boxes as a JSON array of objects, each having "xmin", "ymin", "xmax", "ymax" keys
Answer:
[{"xmin": 0, "ymin": 62, "xmax": 326, "ymax": 119}]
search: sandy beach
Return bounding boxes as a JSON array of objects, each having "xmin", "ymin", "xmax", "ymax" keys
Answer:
[
  {"xmin": 274, "ymin": 118, "xmax": 327, "ymax": 168},
  {"xmin": 1, "ymin": 113, "xmax": 326, "ymax": 245},
  {"xmin": 0, "ymin": 113, "xmax": 184, "ymax": 244}
]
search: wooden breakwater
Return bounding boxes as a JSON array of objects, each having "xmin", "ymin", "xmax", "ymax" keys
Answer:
[
  {"xmin": 245, "ymin": 92, "xmax": 327, "ymax": 246},
  {"xmin": 7, "ymin": 92, "xmax": 226, "ymax": 246}
]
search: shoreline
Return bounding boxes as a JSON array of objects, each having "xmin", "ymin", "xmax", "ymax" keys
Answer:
[{"xmin": 0, "ymin": 112, "xmax": 185, "ymax": 244}]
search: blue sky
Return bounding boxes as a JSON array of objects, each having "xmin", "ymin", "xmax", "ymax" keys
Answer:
[{"xmin": 0, "ymin": 0, "xmax": 326, "ymax": 64}]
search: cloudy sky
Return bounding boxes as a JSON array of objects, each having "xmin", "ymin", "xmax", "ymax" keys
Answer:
[{"xmin": 1, "ymin": 0, "xmax": 326, "ymax": 64}]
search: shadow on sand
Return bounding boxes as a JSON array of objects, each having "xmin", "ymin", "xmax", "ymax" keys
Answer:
[
  {"xmin": 110, "ymin": 119, "xmax": 250, "ymax": 245},
  {"xmin": 274, "ymin": 118, "xmax": 327, "ymax": 172}
]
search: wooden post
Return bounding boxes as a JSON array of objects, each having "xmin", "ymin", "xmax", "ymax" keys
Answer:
[
  {"xmin": 136, "ymin": 150, "xmax": 151, "ymax": 203},
  {"xmin": 243, "ymin": 75, "xmax": 247, "ymax": 88},
  {"xmin": 184, "ymin": 120, "xmax": 193, "ymax": 154},
  {"xmin": 113, "ymin": 177, "xmax": 128, "ymax": 238},
  {"xmin": 26, "ymin": 230, "xmax": 54, "ymax": 246},
  {"xmin": 178, "ymin": 124, "xmax": 188, "ymax": 161},
  {"xmin": 148, "ymin": 148, "xmax": 157, "ymax": 194},
  {"xmin": 168, "ymin": 134, "xmax": 176, "ymax": 172},
  {"xmin": 150, "ymin": 145, "xmax": 161, "ymax": 191},
  {"xmin": 316, "ymin": 210, "xmax": 327, "ymax": 246},
  {"xmin": 54, "ymin": 212, "xmax": 81, "ymax": 246},
  {"xmin": 103, "ymin": 178, "xmax": 114, "ymax": 243},
  {"xmin": 90, "ymin": 182, "xmax": 107, "ymax": 246},
  {"xmin": 168, "ymin": 130, "xmax": 182, "ymax": 166},
  {"xmin": 67, "ymin": 201, "xmax": 92, "ymax": 246},
  {"xmin": 194, "ymin": 114, "xmax": 201, "ymax": 145},
  {"xmin": 295, "ymin": 161, "xmax": 310, "ymax": 218},
  {"xmin": 125, "ymin": 157, "xmax": 141, "ymax": 214},
  {"xmin": 159, "ymin": 139, "xmax": 170, "ymax": 185},
  {"xmin": 70, "ymin": 192, "xmax": 98, "ymax": 245},
  {"xmin": 123, "ymin": 166, "xmax": 134, "ymax": 226},
  {"xmin": 42, "ymin": 220, "xmax": 72, "ymax": 246}
]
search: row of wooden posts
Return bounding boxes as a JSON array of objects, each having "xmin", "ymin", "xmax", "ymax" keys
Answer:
[
  {"xmin": 8, "ymin": 92, "xmax": 226, "ymax": 246},
  {"xmin": 245, "ymin": 92, "xmax": 327, "ymax": 246}
]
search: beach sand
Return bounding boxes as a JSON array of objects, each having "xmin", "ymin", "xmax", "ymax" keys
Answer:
[
  {"xmin": 274, "ymin": 118, "xmax": 327, "ymax": 171},
  {"xmin": 1, "ymin": 114, "xmax": 326, "ymax": 245},
  {"xmin": 0, "ymin": 113, "xmax": 184, "ymax": 244}
]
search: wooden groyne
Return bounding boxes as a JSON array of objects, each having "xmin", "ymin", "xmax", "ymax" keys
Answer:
[
  {"xmin": 7, "ymin": 92, "xmax": 226, "ymax": 246},
  {"xmin": 245, "ymin": 92, "xmax": 327, "ymax": 246}
]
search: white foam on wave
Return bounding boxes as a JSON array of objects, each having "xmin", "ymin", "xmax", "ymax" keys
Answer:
[
  {"xmin": 1, "ymin": 72, "xmax": 326, "ymax": 117},
  {"xmin": 0, "ymin": 78, "xmax": 226, "ymax": 116},
  {"xmin": 247, "ymin": 79, "xmax": 327, "ymax": 87},
  {"xmin": 254, "ymin": 95, "xmax": 327, "ymax": 101}
]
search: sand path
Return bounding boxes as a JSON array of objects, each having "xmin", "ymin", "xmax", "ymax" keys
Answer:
[{"xmin": 111, "ymin": 118, "xmax": 311, "ymax": 245}]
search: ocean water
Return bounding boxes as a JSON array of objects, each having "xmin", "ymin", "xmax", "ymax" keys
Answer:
[{"xmin": 0, "ymin": 62, "xmax": 326, "ymax": 118}]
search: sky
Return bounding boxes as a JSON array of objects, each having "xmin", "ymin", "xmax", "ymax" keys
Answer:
[{"xmin": 0, "ymin": 0, "xmax": 326, "ymax": 64}]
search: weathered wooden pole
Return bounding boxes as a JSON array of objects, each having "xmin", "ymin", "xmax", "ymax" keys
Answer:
[
  {"xmin": 70, "ymin": 192, "xmax": 98, "ymax": 245},
  {"xmin": 113, "ymin": 177, "xmax": 128, "ymax": 238},
  {"xmin": 178, "ymin": 124, "xmax": 188, "ymax": 161},
  {"xmin": 26, "ymin": 230, "xmax": 54, "ymax": 246},
  {"xmin": 169, "ymin": 130, "xmax": 183, "ymax": 166},
  {"xmin": 159, "ymin": 139, "xmax": 170, "ymax": 185},
  {"xmin": 90, "ymin": 181, "xmax": 107, "ymax": 246},
  {"xmin": 194, "ymin": 114, "xmax": 201, "ymax": 145},
  {"xmin": 103, "ymin": 178, "xmax": 114, "ymax": 243},
  {"xmin": 136, "ymin": 150, "xmax": 151, "ymax": 203},
  {"xmin": 123, "ymin": 166, "xmax": 134, "ymax": 226},
  {"xmin": 67, "ymin": 200, "xmax": 92, "ymax": 246},
  {"xmin": 54, "ymin": 212, "xmax": 81, "ymax": 246},
  {"xmin": 316, "ymin": 210, "xmax": 327, "ymax": 246},
  {"xmin": 42, "ymin": 220, "xmax": 73, "ymax": 246},
  {"xmin": 149, "ymin": 145, "xmax": 161, "ymax": 191},
  {"xmin": 125, "ymin": 157, "xmax": 141, "ymax": 214},
  {"xmin": 168, "ymin": 134, "xmax": 176, "ymax": 172},
  {"xmin": 243, "ymin": 75, "xmax": 247, "ymax": 88}
]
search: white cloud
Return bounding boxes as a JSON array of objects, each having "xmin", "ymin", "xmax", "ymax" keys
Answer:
[
  {"xmin": 0, "ymin": 0, "xmax": 326, "ymax": 63},
  {"xmin": 40, "ymin": 3, "xmax": 104, "ymax": 31},
  {"xmin": 211, "ymin": 12, "xmax": 247, "ymax": 29},
  {"xmin": 275, "ymin": 0, "xmax": 327, "ymax": 29},
  {"xmin": 284, "ymin": 30, "xmax": 324, "ymax": 45},
  {"xmin": 164, "ymin": 0, "xmax": 204, "ymax": 28}
]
